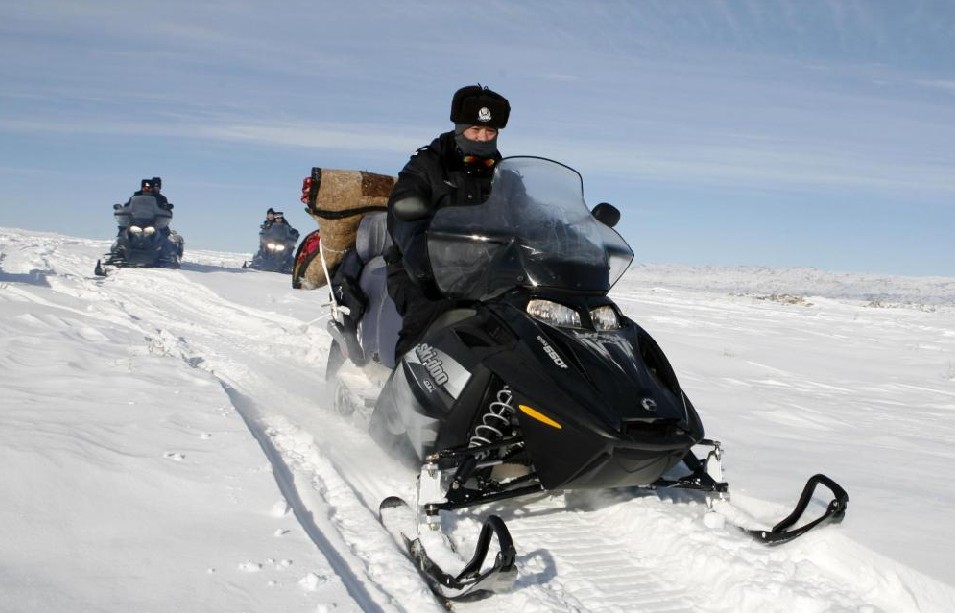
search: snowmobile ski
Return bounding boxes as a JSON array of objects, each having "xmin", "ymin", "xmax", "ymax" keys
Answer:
[
  {"xmin": 742, "ymin": 473, "xmax": 849, "ymax": 545},
  {"xmin": 378, "ymin": 496, "xmax": 518, "ymax": 601}
]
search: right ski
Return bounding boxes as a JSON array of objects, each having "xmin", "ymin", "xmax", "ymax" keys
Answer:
[{"xmin": 378, "ymin": 496, "xmax": 518, "ymax": 601}]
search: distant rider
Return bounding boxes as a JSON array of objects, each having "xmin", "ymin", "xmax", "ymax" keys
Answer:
[
  {"xmin": 261, "ymin": 207, "xmax": 276, "ymax": 230},
  {"xmin": 148, "ymin": 176, "xmax": 172, "ymax": 211},
  {"xmin": 127, "ymin": 177, "xmax": 172, "ymax": 210},
  {"xmin": 271, "ymin": 211, "xmax": 299, "ymax": 240}
]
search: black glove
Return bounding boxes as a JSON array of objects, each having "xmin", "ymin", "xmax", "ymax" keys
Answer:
[{"xmin": 335, "ymin": 277, "xmax": 368, "ymax": 321}]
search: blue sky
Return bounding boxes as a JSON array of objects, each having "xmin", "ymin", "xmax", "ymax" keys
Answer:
[{"xmin": 2, "ymin": 1, "xmax": 954, "ymax": 276}]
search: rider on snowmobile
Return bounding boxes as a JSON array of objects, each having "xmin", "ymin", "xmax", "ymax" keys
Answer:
[
  {"xmin": 261, "ymin": 208, "xmax": 276, "ymax": 229},
  {"xmin": 149, "ymin": 177, "xmax": 172, "ymax": 211},
  {"xmin": 385, "ymin": 84, "xmax": 511, "ymax": 358},
  {"xmin": 127, "ymin": 177, "xmax": 172, "ymax": 208}
]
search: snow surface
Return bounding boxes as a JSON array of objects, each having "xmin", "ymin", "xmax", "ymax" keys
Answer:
[{"xmin": 2, "ymin": 225, "xmax": 954, "ymax": 613}]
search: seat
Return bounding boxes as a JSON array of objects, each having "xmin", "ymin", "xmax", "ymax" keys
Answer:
[{"xmin": 353, "ymin": 213, "xmax": 401, "ymax": 368}]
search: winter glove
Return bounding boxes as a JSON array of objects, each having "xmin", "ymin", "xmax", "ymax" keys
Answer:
[{"xmin": 335, "ymin": 277, "xmax": 368, "ymax": 321}]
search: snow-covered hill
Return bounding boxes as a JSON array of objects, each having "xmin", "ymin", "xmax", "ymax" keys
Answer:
[
  {"xmin": 2, "ymin": 226, "xmax": 954, "ymax": 612},
  {"xmin": 627, "ymin": 263, "xmax": 955, "ymax": 306}
]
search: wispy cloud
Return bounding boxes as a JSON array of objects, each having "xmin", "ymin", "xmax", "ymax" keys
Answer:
[{"xmin": 916, "ymin": 79, "xmax": 955, "ymax": 95}]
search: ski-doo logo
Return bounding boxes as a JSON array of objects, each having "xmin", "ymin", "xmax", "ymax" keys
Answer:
[
  {"xmin": 641, "ymin": 397, "xmax": 658, "ymax": 412},
  {"xmin": 415, "ymin": 343, "xmax": 449, "ymax": 386},
  {"xmin": 536, "ymin": 335, "xmax": 568, "ymax": 369},
  {"xmin": 477, "ymin": 106, "xmax": 492, "ymax": 122}
]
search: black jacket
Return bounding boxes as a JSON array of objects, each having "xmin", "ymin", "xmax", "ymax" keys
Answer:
[{"xmin": 387, "ymin": 130, "xmax": 501, "ymax": 291}]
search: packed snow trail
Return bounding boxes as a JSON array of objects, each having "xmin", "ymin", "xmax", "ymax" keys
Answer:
[
  {"xmin": 90, "ymin": 253, "xmax": 442, "ymax": 611},
  {"xmin": 3, "ymin": 228, "xmax": 955, "ymax": 612}
]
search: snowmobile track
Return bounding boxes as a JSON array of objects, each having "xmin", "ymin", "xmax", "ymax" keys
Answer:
[{"xmin": 490, "ymin": 494, "xmax": 695, "ymax": 613}]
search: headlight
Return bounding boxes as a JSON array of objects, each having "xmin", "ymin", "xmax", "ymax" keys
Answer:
[
  {"xmin": 143, "ymin": 226, "xmax": 156, "ymax": 236},
  {"xmin": 266, "ymin": 243, "xmax": 286, "ymax": 252},
  {"xmin": 129, "ymin": 225, "xmax": 143, "ymax": 234},
  {"xmin": 527, "ymin": 299, "xmax": 581, "ymax": 328},
  {"xmin": 590, "ymin": 305, "xmax": 621, "ymax": 330}
]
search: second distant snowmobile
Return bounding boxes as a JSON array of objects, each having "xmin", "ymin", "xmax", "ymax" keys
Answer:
[{"xmin": 246, "ymin": 222, "xmax": 299, "ymax": 274}]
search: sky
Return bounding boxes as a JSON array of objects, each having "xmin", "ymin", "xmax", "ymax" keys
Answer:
[
  {"xmin": 2, "ymin": 1, "xmax": 955, "ymax": 277},
  {"xmin": 3, "ymin": 226, "xmax": 955, "ymax": 612}
]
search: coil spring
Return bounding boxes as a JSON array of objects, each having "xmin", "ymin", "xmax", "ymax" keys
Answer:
[{"xmin": 469, "ymin": 386, "xmax": 514, "ymax": 448}]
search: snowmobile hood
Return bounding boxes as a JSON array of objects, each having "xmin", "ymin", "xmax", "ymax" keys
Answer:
[
  {"xmin": 493, "ymin": 303, "xmax": 701, "ymax": 437},
  {"xmin": 474, "ymin": 301, "xmax": 704, "ymax": 490}
]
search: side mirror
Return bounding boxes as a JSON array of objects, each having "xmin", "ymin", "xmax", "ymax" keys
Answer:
[
  {"xmin": 591, "ymin": 202, "xmax": 620, "ymax": 228},
  {"xmin": 113, "ymin": 203, "xmax": 123, "ymax": 210},
  {"xmin": 393, "ymin": 196, "xmax": 430, "ymax": 221}
]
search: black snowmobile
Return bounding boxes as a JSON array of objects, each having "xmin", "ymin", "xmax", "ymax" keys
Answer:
[
  {"xmin": 324, "ymin": 157, "xmax": 848, "ymax": 600},
  {"xmin": 245, "ymin": 221, "xmax": 299, "ymax": 274},
  {"xmin": 95, "ymin": 194, "xmax": 183, "ymax": 276}
]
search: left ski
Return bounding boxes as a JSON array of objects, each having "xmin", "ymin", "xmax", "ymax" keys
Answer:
[
  {"xmin": 94, "ymin": 259, "xmax": 111, "ymax": 277},
  {"xmin": 378, "ymin": 496, "xmax": 518, "ymax": 601}
]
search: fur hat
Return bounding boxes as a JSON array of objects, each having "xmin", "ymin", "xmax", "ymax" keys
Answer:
[{"xmin": 450, "ymin": 85, "xmax": 510, "ymax": 129}]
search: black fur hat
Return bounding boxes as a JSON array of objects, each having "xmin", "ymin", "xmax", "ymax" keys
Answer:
[{"xmin": 450, "ymin": 85, "xmax": 510, "ymax": 129}]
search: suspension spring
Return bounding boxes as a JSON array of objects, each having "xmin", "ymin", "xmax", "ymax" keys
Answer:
[{"xmin": 469, "ymin": 386, "xmax": 515, "ymax": 448}]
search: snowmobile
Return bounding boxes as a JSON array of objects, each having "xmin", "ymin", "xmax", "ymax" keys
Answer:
[
  {"xmin": 94, "ymin": 194, "xmax": 183, "ymax": 276},
  {"xmin": 245, "ymin": 222, "xmax": 299, "ymax": 274},
  {"xmin": 322, "ymin": 156, "xmax": 849, "ymax": 600}
]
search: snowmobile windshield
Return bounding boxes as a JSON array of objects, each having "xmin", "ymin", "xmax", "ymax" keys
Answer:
[
  {"xmin": 125, "ymin": 194, "xmax": 171, "ymax": 228},
  {"xmin": 427, "ymin": 156, "xmax": 633, "ymax": 301},
  {"xmin": 129, "ymin": 195, "xmax": 172, "ymax": 220},
  {"xmin": 261, "ymin": 223, "xmax": 295, "ymax": 244}
]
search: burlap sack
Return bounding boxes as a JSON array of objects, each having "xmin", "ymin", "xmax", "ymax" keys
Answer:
[
  {"xmin": 293, "ymin": 167, "xmax": 397, "ymax": 289},
  {"xmin": 304, "ymin": 167, "xmax": 396, "ymax": 274}
]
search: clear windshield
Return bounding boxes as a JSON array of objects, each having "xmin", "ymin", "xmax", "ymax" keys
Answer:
[
  {"xmin": 428, "ymin": 156, "xmax": 633, "ymax": 301},
  {"xmin": 127, "ymin": 195, "xmax": 170, "ymax": 221},
  {"xmin": 261, "ymin": 223, "xmax": 295, "ymax": 244}
]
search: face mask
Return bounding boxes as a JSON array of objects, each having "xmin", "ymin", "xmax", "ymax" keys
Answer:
[{"xmin": 454, "ymin": 131, "xmax": 499, "ymax": 158}]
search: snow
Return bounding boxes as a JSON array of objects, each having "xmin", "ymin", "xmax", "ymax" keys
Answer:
[{"xmin": 2, "ymin": 225, "xmax": 954, "ymax": 612}]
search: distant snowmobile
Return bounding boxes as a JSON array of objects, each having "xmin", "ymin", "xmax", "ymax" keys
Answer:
[
  {"xmin": 322, "ymin": 157, "xmax": 849, "ymax": 600},
  {"xmin": 95, "ymin": 195, "xmax": 183, "ymax": 276},
  {"xmin": 246, "ymin": 221, "xmax": 299, "ymax": 274}
]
